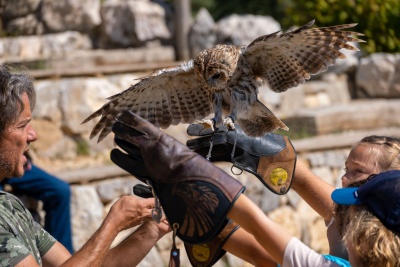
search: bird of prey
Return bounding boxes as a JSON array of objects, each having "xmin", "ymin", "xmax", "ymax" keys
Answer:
[{"xmin": 83, "ymin": 20, "xmax": 365, "ymax": 142}]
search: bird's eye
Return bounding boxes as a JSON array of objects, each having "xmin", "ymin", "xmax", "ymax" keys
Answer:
[{"xmin": 211, "ymin": 73, "xmax": 221, "ymax": 80}]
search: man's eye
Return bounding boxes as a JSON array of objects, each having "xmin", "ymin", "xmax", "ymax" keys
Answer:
[{"xmin": 18, "ymin": 123, "xmax": 28, "ymax": 129}]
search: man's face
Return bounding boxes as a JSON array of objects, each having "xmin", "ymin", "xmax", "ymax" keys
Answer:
[{"xmin": 0, "ymin": 93, "xmax": 37, "ymax": 179}]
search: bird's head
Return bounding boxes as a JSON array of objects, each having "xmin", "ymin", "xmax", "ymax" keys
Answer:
[{"xmin": 194, "ymin": 45, "xmax": 240, "ymax": 91}]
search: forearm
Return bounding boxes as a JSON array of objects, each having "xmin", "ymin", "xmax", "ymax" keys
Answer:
[
  {"xmin": 228, "ymin": 194, "xmax": 292, "ymax": 265},
  {"xmin": 41, "ymin": 196, "xmax": 155, "ymax": 267},
  {"xmin": 224, "ymin": 227, "xmax": 277, "ymax": 267},
  {"xmin": 60, "ymin": 221, "xmax": 118, "ymax": 267},
  {"xmin": 101, "ymin": 221, "xmax": 162, "ymax": 267},
  {"xmin": 291, "ymin": 159, "xmax": 335, "ymax": 222}
]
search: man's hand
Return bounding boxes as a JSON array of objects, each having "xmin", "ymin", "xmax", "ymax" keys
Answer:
[
  {"xmin": 103, "ymin": 196, "xmax": 155, "ymax": 233},
  {"xmin": 144, "ymin": 219, "xmax": 171, "ymax": 240}
]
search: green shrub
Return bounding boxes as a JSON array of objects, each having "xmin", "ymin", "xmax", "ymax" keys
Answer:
[
  {"xmin": 191, "ymin": 0, "xmax": 400, "ymax": 54},
  {"xmin": 280, "ymin": 0, "xmax": 400, "ymax": 54}
]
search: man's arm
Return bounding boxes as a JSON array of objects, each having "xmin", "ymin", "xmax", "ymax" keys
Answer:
[
  {"xmin": 38, "ymin": 196, "xmax": 155, "ymax": 267},
  {"xmin": 41, "ymin": 242, "xmax": 71, "ymax": 267},
  {"xmin": 102, "ymin": 220, "xmax": 170, "ymax": 266},
  {"xmin": 291, "ymin": 159, "xmax": 336, "ymax": 222}
]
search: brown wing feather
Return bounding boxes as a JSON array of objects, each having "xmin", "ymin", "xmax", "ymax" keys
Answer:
[
  {"xmin": 243, "ymin": 20, "xmax": 365, "ymax": 93},
  {"xmin": 82, "ymin": 63, "xmax": 213, "ymax": 143}
]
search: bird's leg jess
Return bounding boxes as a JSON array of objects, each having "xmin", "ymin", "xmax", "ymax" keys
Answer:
[
  {"xmin": 205, "ymin": 131, "xmax": 215, "ymax": 161},
  {"xmin": 224, "ymin": 89, "xmax": 240, "ymax": 131},
  {"xmin": 147, "ymin": 181, "xmax": 162, "ymax": 223},
  {"xmin": 223, "ymin": 116, "xmax": 238, "ymax": 161},
  {"xmin": 211, "ymin": 92, "xmax": 224, "ymax": 130},
  {"xmin": 196, "ymin": 92, "xmax": 223, "ymax": 132},
  {"xmin": 196, "ymin": 93, "xmax": 226, "ymax": 160}
]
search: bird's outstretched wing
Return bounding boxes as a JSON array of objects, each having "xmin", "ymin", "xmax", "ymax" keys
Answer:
[
  {"xmin": 82, "ymin": 61, "xmax": 213, "ymax": 142},
  {"xmin": 243, "ymin": 19, "xmax": 365, "ymax": 92}
]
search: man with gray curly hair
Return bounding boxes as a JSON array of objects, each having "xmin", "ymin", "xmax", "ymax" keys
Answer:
[{"xmin": 0, "ymin": 65, "xmax": 169, "ymax": 266}]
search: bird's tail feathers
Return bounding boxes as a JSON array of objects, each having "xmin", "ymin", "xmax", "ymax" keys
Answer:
[
  {"xmin": 94, "ymin": 116, "xmax": 115, "ymax": 143},
  {"xmin": 236, "ymin": 100, "xmax": 288, "ymax": 137},
  {"xmin": 81, "ymin": 108, "xmax": 104, "ymax": 124}
]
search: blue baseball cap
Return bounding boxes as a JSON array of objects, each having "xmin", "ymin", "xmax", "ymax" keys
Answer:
[{"xmin": 331, "ymin": 170, "xmax": 400, "ymax": 235}]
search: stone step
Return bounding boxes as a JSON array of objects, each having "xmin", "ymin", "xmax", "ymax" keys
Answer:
[
  {"xmin": 282, "ymin": 99, "xmax": 400, "ymax": 137},
  {"xmin": 56, "ymin": 164, "xmax": 131, "ymax": 184},
  {"xmin": 292, "ymin": 126, "xmax": 400, "ymax": 153},
  {"xmin": 14, "ymin": 46, "xmax": 177, "ymax": 79}
]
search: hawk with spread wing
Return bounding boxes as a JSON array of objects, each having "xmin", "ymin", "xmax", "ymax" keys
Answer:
[{"xmin": 83, "ymin": 20, "xmax": 365, "ymax": 142}]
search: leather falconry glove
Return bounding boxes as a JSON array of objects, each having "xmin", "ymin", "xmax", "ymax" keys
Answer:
[
  {"xmin": 133, "ymin": 184, "xmax": 240, "ymax": 267},
  {"xmin": 110, "ymin": 111, "xmax": 245, "ymax": 246},
  {"xmin": 186, "ymin": 124, "xmax": 296, "ymax": 195},
  {"xmin": 183, "ymin": 220, "xmax": 239, "ymax": 267}
]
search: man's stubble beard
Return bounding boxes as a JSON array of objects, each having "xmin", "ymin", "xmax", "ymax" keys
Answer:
[{"xmin": 0, "ymin": 149, "xmax": 22, "ymax": 179}]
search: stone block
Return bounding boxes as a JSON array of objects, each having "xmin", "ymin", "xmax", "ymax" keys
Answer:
[
  {"xmin": 41, "ymin": 0, "xmax": 101, "ymax": 32},
  {"xmin": 283, "ymin": 99, "xmax": 400, "ymax": 136},
  {"xmin": 71, "ymin": 185, "xmax": 104, "ymax": 250},
  {"xmin": 356, "ymin": 53, "xmax": 400, "ymax": 98},
  {"xmin": 95, "ymin": 177, "xmax": 141, "ymax": 203}
]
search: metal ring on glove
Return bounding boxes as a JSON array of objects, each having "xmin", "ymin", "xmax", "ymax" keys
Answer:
[{"xmin": 231, "ymin": 165, "xmax": 243, "ymax": 175}]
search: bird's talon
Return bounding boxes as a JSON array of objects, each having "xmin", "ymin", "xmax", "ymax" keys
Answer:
[
  {"xmin": 195, "ymin": 119, "xmax": 215, "ymax": 132},
  {"xmin": 223, "ymin": 117, "xmax": 235, "ymax": 131}
]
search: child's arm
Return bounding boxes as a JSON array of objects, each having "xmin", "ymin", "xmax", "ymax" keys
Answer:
[{"xmin": 228, "ymin": 194, "xmax": 292, "ymax": 264}]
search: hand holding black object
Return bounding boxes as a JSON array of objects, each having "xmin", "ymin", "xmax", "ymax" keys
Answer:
[
  {"xmin": 186, "ymin": 124, "xmax": 296, "ymax": 195},
  {"xmin": 132, "ymin": 182, "xmax": 239, "ymax": 267},
  {"xmin": 111, "ymin": 139, "xmax": 164, "ymax": 222},
  {"xmin": 110, "ymin": 111, "xmax": 245, "ymax": 244}
]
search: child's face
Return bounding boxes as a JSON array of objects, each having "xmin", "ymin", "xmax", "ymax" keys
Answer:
[{"xmin": 341, "ymin": 143, "xmax": 383, "ymax": 188}]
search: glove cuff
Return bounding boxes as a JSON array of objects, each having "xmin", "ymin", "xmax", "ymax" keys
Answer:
[
  {"xmin": 184, "ymin": 219, "xmax": 239, "ymax": 267},
  {"xmin": 250, "ymin": 136, "xmax": 296, "ymax": 194}
]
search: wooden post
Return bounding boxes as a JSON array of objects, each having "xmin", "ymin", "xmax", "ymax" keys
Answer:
[{"xmin": 174, "ymin": 0, "xmax": 191, "ymax": 61}]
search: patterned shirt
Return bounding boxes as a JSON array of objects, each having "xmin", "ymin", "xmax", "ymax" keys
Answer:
[{"xmin": 0, "ymin": 191, "xmax": 56, "ymax": 266}]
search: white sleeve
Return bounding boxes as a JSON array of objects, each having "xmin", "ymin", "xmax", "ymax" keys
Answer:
[{"xmin": 282, "ymin": 237, "xmax": 341, "ymax": 267}]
